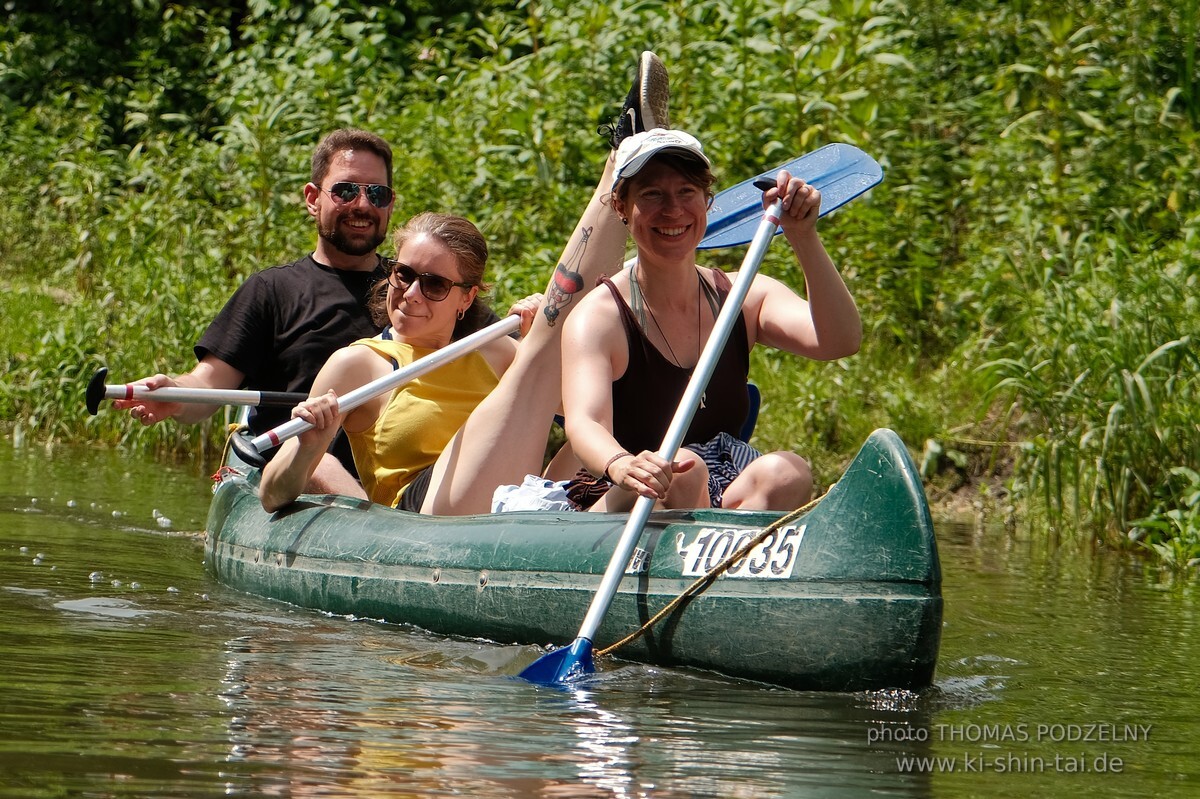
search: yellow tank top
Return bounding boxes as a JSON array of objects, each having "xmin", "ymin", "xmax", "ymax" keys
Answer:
[{"xmin": 346, "ymin": 337, "xmax": 499, "ymax": 507}]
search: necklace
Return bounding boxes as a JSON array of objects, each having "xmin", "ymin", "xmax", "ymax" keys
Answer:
[{"xmin": 630, "ymin": 262, "xmax": 704, "ymax": 374}]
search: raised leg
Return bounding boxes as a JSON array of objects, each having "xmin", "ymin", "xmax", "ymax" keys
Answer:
[
  {"xmin": 423, "ymin": 51, "xmax": 671, "ymax": 515},
  {"xmin": 422, "ymin": 156, "xmax": 628, "ymax": 515}
]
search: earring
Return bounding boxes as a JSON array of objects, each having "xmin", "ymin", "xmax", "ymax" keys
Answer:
[
  {"xmin": 621, "ymin": 217, "xmax": 628, "ymax": 225},
  {"xmin": 457, "ymin": 308, "xmax": 466, "ymax": 321}
]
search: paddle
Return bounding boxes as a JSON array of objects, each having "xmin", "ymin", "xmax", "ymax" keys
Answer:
[
  {"xmin": 699, "ymin": 143, "xmax": 882, "ymax": 250},
  {"xmin": 85, "ymin": 367, "xmax": 306, "ymax": 416},
  {"xmin": 230, "ymin": 314, "xmax": 523, "ymax": 467},
  {"xmin": 519, "ymin": 178, "xmax": 787, "ymax": 686},
  {"xmin": 612, "ymin": 143, "xmax": 880, "ymax": 269}
]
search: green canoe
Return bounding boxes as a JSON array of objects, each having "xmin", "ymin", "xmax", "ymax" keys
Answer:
[{"xmin": 204, "ymin": 428, "xmax": 942, "ymax": 691}]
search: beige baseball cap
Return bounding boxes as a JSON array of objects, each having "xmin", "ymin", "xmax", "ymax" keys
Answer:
[{"xmin": 612, "ymin": 129, "xmax": 711, "ymax": 191}]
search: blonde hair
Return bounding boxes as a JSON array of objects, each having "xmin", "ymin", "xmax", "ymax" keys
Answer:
[{"xmin": 368, "ymin": 212, "xmax": 494, "ymax": 335}]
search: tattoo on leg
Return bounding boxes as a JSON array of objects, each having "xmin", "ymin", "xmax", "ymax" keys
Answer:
[{"xmin": 543, "ymin": 226, "xmax": 591, "ymax": 327}]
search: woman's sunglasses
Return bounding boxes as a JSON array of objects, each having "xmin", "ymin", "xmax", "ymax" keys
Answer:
[
  {"xmin": 323, "ymin": 182, "xmax": 394, "ymax": 208},
  {"xmin": 386, "ymin": 261, "xmax": 473, "ymax": 302}
]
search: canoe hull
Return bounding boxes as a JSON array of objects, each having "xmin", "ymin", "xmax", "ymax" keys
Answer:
[{"xmin": 205, "ymin": 428, "xmax": 942, "ymax": 690}]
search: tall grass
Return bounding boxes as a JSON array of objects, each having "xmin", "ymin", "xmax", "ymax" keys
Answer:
[{"xmin": 978, "ymin": 222, "xmax": 1199, "ymax": 546}]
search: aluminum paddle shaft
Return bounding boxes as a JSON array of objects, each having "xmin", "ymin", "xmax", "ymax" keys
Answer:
[
  {"xmin": 520, "ymin": 191, "xmax": 785, "ymax": 685},
  {"xmin": 577, "ymin": 195, "xmax": 784, "ymax": 643},
  {"xmin": 232, "ymin": 315, "xmax": 520, "ymax": 465},
  {"xmin": 85, "ymin": 367, "xmax": 305, "ymax": 416}
]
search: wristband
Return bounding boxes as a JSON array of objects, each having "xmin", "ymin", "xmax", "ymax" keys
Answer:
[{"xmin": 602, "ymin": 450, "xmax": 633, "ymax": 480}]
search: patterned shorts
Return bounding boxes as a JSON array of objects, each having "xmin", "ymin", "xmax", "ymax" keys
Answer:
[
  {"xmin": 565, "ymin": 432, "xmax": 762, "ymax": 510},
  {"xmin": 684, "ymin": 432, "xmax": 763, "ymax": 507}
]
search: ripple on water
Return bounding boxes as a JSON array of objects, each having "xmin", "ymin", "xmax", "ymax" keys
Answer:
[{"xmin": 53, "ymin": 596, "xmax": 166, "ymax": 619}]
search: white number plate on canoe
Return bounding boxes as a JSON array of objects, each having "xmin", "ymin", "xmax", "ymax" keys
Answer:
[{"xmin": 676, "ymin": 525, "xmax": 805, "ymax": 579}]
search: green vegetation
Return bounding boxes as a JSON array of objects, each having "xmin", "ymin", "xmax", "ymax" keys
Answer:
[{"xmin": 1, "ymin": 0, "xmax": 1196, "ymax": 568}]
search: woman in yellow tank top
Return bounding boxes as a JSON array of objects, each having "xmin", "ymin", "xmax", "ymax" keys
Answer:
[{"xmin": 258, "ymin": 211, "xmax": 549, "ymax": 511}]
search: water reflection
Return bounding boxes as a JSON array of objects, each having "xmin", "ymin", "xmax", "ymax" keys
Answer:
[
  {"xmin": 3, "ymin": 443, "xmax": 1199, "ymax": 797},
  {"xmin": 555, "ymin": 688, "xmax": 644, "ymax": 796},
  {"xmin": 203, "ymin": 613, "xmax": 943, "ymax": 798},
  {"xmin": 514, "ymin": 672, "xmax": 940, "ymax": 798}
]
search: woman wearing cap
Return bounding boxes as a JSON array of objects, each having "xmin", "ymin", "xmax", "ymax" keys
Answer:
[{"xmin": 560, "ymin": 128, "xmax": 863, "ymax": 512}]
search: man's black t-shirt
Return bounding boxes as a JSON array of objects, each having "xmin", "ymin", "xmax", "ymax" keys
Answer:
[{"xmin": 196, "ymin": 254, "xmax": 385, "ymax": 435}]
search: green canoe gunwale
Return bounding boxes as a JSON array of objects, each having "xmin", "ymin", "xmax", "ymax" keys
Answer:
[{"xmin": 205, "ymin": 427, "xmax": 942, "ymax": 691}]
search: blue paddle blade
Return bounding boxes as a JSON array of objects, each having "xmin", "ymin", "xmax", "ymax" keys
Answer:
[
  {"xmin": 699, "ymin": 143, "xmax": 883, "ymax": 251},
  {"xmin": 519, "ymin": 637, "xmax": 595, "ymax": 685}
]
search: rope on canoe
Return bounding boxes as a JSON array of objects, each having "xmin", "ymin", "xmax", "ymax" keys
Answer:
[
  {"xmin": 595, "ymin": 485, "xmax": 834, "ymax": 658},
  {"xmin": 211, "ymin": 424, "xmax": 248, "ymax": 483},
  {"xmin": 221, "ymin": 423, "xmax": 241, "ymax": 460}
]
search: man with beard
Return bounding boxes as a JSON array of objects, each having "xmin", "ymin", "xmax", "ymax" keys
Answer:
[{"xmin": 116, "ymin": 129, "xmax": 394, "ymax": 496}]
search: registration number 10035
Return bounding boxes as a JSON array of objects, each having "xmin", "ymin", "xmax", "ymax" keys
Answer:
[{"xmin": 676, "ymin": 525, "xmax": 806, "ymax": 579}]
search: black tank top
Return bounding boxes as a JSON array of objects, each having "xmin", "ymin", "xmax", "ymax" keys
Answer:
[{"xmin": 603, "ymin": 268, "xmax": 751, "ymax": 452}]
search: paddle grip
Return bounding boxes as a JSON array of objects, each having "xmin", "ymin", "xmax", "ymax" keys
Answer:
[
  {"xmin": 230, "ymin": 431, "xmax": 268, "ymax": 468},
  {"xmin": 85, "ymin": 367, "xmax": 109, "ymax": 415}
]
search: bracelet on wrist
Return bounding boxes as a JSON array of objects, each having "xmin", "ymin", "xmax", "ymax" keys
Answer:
[{"xmin": 602, "ymin": 450, "xmax": 633, "ymax": 480}]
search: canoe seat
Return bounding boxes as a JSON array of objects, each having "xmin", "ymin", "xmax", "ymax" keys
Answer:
[{"xmin": 739, "ymin": 382, "xmax": 761, "ymax": 441}]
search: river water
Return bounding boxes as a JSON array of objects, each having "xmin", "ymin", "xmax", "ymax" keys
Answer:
[{"xmin": 1, "ymin": 440, "xmax": 1197, "ymax": 797}]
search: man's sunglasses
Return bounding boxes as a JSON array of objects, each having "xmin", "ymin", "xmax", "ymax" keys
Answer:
[
  {"xmin": 323, "ymin": 182, "xmax": 394, "ymax": 208},
  {"xmin": 386, "ymin": 261, "xmax": 474, "ymax": 302}
]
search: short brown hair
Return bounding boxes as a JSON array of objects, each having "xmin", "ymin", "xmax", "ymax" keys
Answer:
[{"xmin": 311, "ymin": 129, "xmax": 393, "ymax": 187}]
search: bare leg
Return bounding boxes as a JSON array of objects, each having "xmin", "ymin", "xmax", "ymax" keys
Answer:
[
  {"xmin": 307, "ymin": 453, "xmax": 368, "ymax": 499},
  {"xmin": 720, "ymin": 451, "xmax": 812, "ymax": 510},
  {"xmin": 423, "ymin": 155, "xmax": 627, "ymax": 515},
  {"xmin": 542, "ymin": 438, "xmax": 582, "ymax": 482}
]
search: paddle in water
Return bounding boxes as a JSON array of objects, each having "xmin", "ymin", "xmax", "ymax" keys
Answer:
[{"xmin": 519, "ymin": 178, "xmax": 788, "ymax": 686}]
